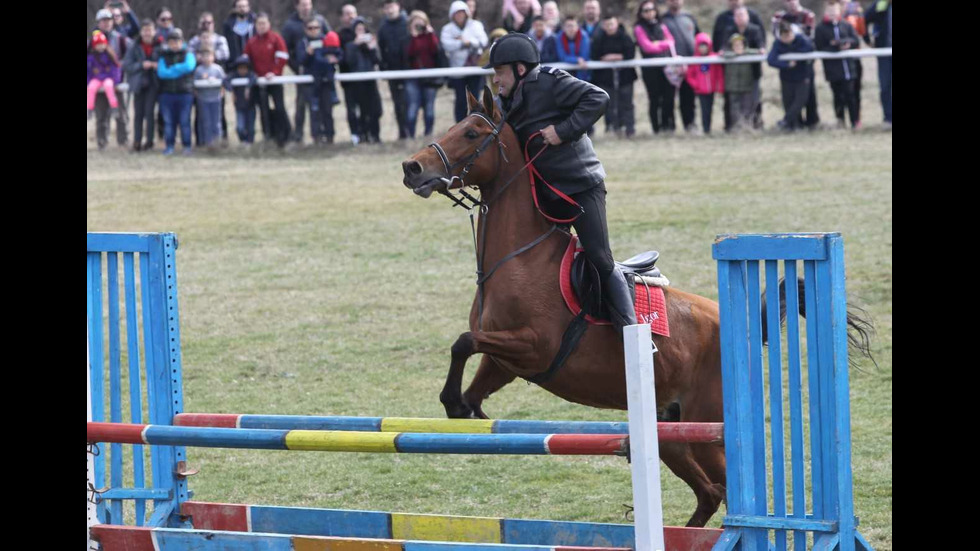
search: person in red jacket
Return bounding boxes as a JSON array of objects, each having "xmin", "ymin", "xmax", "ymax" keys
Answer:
[
  {"xmin": 405, "ymin": 10, "xmax": 440, "ymax": 138},
  {"xmin": 684, "ymin": 32, "xmax": 724, "ymax": 133},
  {"xmin": 245, "ymin": 12, "xmax": 291, "ymax": 146}
]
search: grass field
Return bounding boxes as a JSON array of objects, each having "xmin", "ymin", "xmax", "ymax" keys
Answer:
[{"xmin": 87, "ymin": 60, "xmax": 892, "ymax": 549}]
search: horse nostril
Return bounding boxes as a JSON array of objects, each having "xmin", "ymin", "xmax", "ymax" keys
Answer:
[{"xmin": 403, "ymin": 161, "xmax": 423, "ymax": 176}]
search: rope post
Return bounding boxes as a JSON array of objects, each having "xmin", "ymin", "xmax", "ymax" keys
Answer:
[{"xmin": 623, "ymin": 324, "xmax": 665, "ymax": 551}]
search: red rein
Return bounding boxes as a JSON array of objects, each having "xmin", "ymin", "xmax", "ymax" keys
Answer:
[{"xmin": 524, "ymin": 131, "xmax": 584, "ymax": 224}]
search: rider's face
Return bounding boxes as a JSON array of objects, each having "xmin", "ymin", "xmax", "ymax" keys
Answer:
[{"xmin": 493, "ymin": 65, "xmax": 517, "ymax": 98}]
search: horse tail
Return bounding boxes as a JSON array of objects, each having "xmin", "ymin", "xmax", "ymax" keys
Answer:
[{"xmin": 761, "ymin": 277, "xmax": 877, "ymax": 369}]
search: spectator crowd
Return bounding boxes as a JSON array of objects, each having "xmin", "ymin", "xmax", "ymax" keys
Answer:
[{"xmin": 87, "ymin": 0, "xmax": 892, "ymax": 154}]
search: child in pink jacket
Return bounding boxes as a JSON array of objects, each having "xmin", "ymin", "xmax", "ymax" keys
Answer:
[{"xmin": 685, "ymin": 32, "xmax": 724, "ymax": 134}]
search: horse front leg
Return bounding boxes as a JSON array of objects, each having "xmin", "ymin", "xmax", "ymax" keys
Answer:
[
  {"xmin": 441, "ymin": 332, "xmax": 479, "ymax": 418},
  {"xmin": 440, "ymin": 329, "xmax": 539, "ymax": 419}
]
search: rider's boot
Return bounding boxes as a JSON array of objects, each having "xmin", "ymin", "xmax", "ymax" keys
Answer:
[{"xmin": 604, "ymin": 266, "xmax": 637, "ymax": 339}]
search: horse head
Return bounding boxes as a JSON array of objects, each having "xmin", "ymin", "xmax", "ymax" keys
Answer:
[{"xmin": 402, "ymin": 86, "xmax": 507, "ymax": 199}]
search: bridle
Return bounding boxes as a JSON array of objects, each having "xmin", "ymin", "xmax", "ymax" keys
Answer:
[
  {"xmin": 426, "ymin": 111, "xmax": 507, "ymax": 211},
  {"xmin": 425, "ymin": 110, "xmax": 559, "ymax": 330}
]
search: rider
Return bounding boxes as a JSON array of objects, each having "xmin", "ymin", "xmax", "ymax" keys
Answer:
[{"xmin": 483, "ymin": 32, "xmax": 637, "ymax": 336}]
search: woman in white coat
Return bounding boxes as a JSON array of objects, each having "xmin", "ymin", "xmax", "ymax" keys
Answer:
[{"xmin": 440, "ymin": 1, "xmax": 488, "ymax": 121}]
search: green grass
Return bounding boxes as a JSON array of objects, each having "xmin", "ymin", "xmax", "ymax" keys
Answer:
[{"xmin": 87, "ymin": 66, "xmax": 891, "ymax": 549}]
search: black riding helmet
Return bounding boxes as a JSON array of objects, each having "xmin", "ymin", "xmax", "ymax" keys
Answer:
[{"xmin": 482, "ymin": 32, "xmax": 539, "ymax": 83}]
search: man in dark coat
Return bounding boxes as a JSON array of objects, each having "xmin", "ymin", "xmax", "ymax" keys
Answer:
[
  {"xmin": 579, "ymin": 0, "xmax": 602, "ymax": 39},
  {"xmin": 378, "ymin": 0, "xmax": 411, "ymax": 139},
  {"xmin": 337, "ymin": 4, "xmax": 361, "ymax": 142},
  {"xmin": 122, "ymin": 19, "xmax": 162, "ymax": 151},
  {"xmin": 815, "ymin": 2, "xmax": 860, "ymax": 128},
  {"xmin": 222, "ymin": 0, "xmax": 256, "ymax": 68},
  {"xmin": 486, "ymin": 33, "xmax": 636, "ymax": 336},
  {"xmin": 712, "ymin": 0, "xmax": 766, "ymax": 52},
  {"xmin": 717, "ymin": 6, "xmax": 766, "ymax": 131},
  {"xmin": 864, "ymin": 0, "xmax": 891, "ymax": 126},
  {"xmin": 662, "ymin": 0, "xmax": 700, "ymax": 131},
  {"xmin": 590, "ymin": 15, "xmax": 636, "ymax": 137},
  {"xmin": 772, "ymin": 0, "xmax": 819, "ymax": 128},
  {"xmin": 281, "ymin": 0, "xmax": 331, "ymax": 143}
]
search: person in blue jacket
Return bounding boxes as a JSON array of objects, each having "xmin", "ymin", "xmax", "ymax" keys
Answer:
[
  {"xmin": 157, "ymin": 28, "xmax": 197, "ymax": 155},
  {"xmin": 552, "ymin": 16, "xmax": 590, "ymax": 80}
]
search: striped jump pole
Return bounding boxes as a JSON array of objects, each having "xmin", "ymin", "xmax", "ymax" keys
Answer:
[
  {"xmin": 87, "ymin": 422, "xmax": 631, "ymax": 456},
  {"xmin": 173, "ymin": 414, "xmax": 724, "ymax": 444},
  {"xmin": 90, "ymin": 525, "xmax": 634, "ymax": 551}
]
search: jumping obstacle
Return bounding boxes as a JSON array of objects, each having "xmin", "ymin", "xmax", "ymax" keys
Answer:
[
  {"xmin": 87, "ymin": 232, "xmax": 873, "ymax": 551},
  {"xmin": 87, "ymin": 421, "xmax": 632, "ymax": 455},
  {"xmin": 170, "ymin": 413, "xmax": 724, "ymax": 443}
]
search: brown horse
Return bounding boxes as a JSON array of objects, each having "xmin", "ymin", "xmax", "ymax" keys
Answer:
[{"xmin": 400, "ymin": 88, "xmax": 871, "ymax": 528}]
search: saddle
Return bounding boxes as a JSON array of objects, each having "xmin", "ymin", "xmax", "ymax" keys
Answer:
[
  {"xmin": 571, "ymin": 250, "xmax": 663, "ymax": 308},
  {"xmin": 526, "ymin": 236, "xmax": 670, "ymax": 385},
  {"xmin": 561, "ymin": 236, "xmax": 671, "ymax": 336}
]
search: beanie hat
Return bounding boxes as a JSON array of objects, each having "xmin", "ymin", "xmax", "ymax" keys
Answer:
[
  {"xmin": 323, "ymin": 31, "xmax": 341, "ymax": 48},
  {"xmin": 91, "ymin": 30, "xmax": 108, "ymax": 47}
]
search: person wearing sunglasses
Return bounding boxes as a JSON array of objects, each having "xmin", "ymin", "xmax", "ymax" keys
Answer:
[
  {"xmin": 282, "ymin": 0, "xmax": 331, "ymax": 144},
  {"xmin": 154, "ymin": 8, "xmax": 174, "ymax": 43},
  {"xmin": 189, "ymin": 13, "xmax": 230, "ymax": 63},
  {"xmin": 189, "ymin": 12, "xmax": 230, "ymax": 146},
  {"xmin": 106, "ymin": 0, "xmax": 140, "ymax": 40}
]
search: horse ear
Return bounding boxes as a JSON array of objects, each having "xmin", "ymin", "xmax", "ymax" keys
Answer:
[
  {"xmin": 482, "ymin": 85, "xmax": 500, "ymax": 123},
  {"xmin": 466, "ymin": 88, "xmax": 482, "ymax": 114}
]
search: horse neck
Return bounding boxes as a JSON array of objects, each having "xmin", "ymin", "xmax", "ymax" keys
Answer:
[{"xmin": 476, "ymin": 126, "xmax": 560, "ymax": 270}]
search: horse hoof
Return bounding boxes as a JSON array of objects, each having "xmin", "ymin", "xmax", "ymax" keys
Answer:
[{"xmin": 443, "ymin": 403, "xmax": 475, "ymax": 419}]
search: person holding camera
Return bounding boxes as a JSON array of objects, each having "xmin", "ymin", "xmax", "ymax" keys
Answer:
[
  {"xmin": 297, "ymin": 19, "xmax": 342, "ymax": 144},
  {"xmin": 282, "ymin": 0, "xmax": 331, "ymax": 144},
  {"xmin": 343, "ymin": 17, "xmax": 384, "ymax": 144},
  {"xmin": 441, "ymin": 1, "xmax": 488, "ymax": 122},
  {"xmin": 405, "ymin": 10, "xmax": 440, "ymax": 138},
  {"xmin": 379, "ymin": 1, "xmax": 412, "ymax": 140},
  {"xmin": 815, "ymin": 1, "xmax": 860, "ymax": 129},
  {"xmin": 107, "ymin": 1, "xmax": 140, "ymax": 40}
]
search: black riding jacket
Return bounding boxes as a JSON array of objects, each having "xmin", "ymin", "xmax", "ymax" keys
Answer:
[{"xmin": 500, "ymin": 66, "xmax": 609, "ymax": 194}]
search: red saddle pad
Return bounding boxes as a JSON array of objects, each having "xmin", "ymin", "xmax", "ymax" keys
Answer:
[{"xmin": 558, "ymin": 236, "xmax": 670, "ymax": 337}]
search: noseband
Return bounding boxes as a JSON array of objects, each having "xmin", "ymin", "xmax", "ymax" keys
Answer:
[{"xmin": 427, "ymin": 111, "xmax": 507, "ymax": 210}]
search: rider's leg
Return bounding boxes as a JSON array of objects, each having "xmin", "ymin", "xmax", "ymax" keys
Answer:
[{"xmin": 571, "ymin": 185, "xmax": 637, "ymax": 337}]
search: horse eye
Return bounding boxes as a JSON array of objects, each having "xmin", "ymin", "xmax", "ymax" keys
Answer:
[{"xmin": 465, "ymin": 130, "xmax": 479, "ymax": 139}]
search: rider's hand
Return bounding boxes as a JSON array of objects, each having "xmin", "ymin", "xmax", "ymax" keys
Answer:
[{"xmin": 540, "ymin": 125, "xmax": 562, "ymax": 146}]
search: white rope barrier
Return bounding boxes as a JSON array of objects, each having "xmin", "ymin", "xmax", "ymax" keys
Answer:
[{"xmin": 107, "ymin": 47, "xmax": 891, "ymax": 92}]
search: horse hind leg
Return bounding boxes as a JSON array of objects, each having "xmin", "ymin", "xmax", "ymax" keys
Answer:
[{"xmin": 658, "ymin": 442, "xmax": 726, "ymax": 527}]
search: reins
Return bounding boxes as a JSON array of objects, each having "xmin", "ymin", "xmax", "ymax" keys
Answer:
[{"xmin": 426, "ymin": 113, "xmax": 582, "ymax": 330}]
